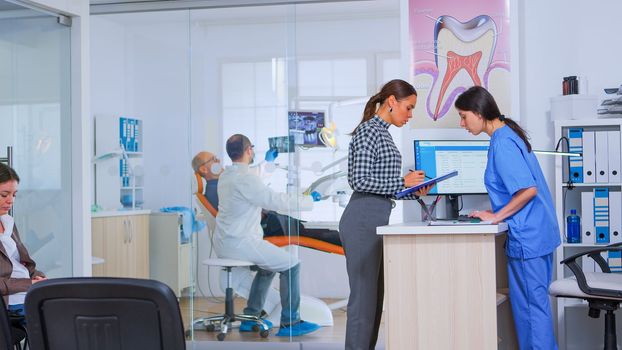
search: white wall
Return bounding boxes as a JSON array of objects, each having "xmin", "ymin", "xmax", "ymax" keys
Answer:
[
  {"xmin": 519, "ymin": 2, "xmax": 622, "ymax": 348},
  {"xmin": 91, "ymin": 12, "xmax": 191, "ymax": 212},
  {"xmin": 520, "ymin": 0, "xmax": 622, "ymax": 190}
]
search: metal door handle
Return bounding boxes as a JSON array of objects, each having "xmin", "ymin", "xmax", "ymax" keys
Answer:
[
  {"xmin": 123, "ymin": 219, "xmax": 129, "ymax": 243},
  {"xmin": 129, "ymin": 219, "xmax": 134, "ymax": 243}
]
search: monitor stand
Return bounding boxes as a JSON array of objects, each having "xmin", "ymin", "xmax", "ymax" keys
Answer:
[{"xmin": 446, "ymin": 194, "xmax": 461, "ymax": 219}]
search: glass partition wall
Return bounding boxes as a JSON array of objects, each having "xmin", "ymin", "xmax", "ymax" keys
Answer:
[
  {"xmin": 0, "ymin": 1, "xmax": 73, "ymax": 278},
  {"xmin": 91, "ymin": 0, "xmax": 401, "ymax": 345}
]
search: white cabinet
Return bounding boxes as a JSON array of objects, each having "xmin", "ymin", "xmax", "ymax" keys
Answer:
[
  {"xmin": 94, "ymin": 115, "xmax": 144, "ymax": 211},
  {"xmin": 554, "ymin": 119, "xmax": 622, "ymax": 349},
  {"xmin": 149, "ymin": 212, "xmax": 195, "ymax": 297}
]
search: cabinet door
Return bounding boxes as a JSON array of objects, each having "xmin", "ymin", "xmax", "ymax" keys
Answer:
[
  {"xmin": 126, "ymin": 214, "xmax": 150, "ymax": 278},
  {"xmin": 178, "ymin": 243, "xmax": 191, "ymax": 292},
  {"xmin": 91, "ymin": 218, "xmax": 106, "ymax": 276},
  {"xmin": 91, "ymin": 216, "xmax": 128, "ymax": 277}
]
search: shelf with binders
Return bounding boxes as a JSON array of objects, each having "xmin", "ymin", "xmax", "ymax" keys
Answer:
[
  {"xmin": 557, "ymin": 125, "xmax": 621, "ymax": 185},
  {"xmin": 554, "ymin": 120, "xmax": 622, "ymax": 342},
  {"xmin": 556, "ymin": 120, "xmax": 622, "ymax": 250},
  {"xmin": 559, "ymin": 185, "xmax": 622, "ymax": 244},
  {"xmin": 95, "ymin": 115, "xmax": 145, "ymax": 211},
  {"xmin": 119, "ymin": 116, "xmax": 143, "ymax": 153},
  {"xmin": 553, "ymin": 119, "xmax": 622, "ymax": 349}
]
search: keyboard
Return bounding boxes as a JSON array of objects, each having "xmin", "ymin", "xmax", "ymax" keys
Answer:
[
  {"xmin": 456, "ymin": 215, "xmax": 481, "ymax": 223},
  {"xmin": 429, "ymin": 218, "xmax": 492, "ymax": 226}
]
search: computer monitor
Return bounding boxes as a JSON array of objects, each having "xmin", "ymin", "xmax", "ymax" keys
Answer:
[
  {"xmin": 288, "ymin": 110, "xmax": 326, "ymax": 147},
  {"xmin": 414, "ymin": 140, "xmax": 489, "ymax": 195}
]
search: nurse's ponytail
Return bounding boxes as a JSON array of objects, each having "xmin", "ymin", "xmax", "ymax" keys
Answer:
[
  {"xmin": 498, "ymin": 115, "xmax": 531, "ymax": 152},
  {"xmin": 351, "ymin": 79, "xmax": 417, "ymax": 135},
  {"xmin": 455, "ymin": 86, "xmax": 532, "ymax": 152}
]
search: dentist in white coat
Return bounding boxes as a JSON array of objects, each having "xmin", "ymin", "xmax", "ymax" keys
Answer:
[{"xmin": 214, "ymin": 134, "xmax": 320, "ymax": 337}]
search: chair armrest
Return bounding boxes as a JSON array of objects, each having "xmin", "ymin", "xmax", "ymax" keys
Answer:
[
  {"xmin": 561, "ymin": 243, "xmax": 622, "ymax": 267},
  {"xmin": 560, "ymin": 246, "xmax": 622, "ymax": 299},
  {"xmin": 594, "ymin": 242, "xmax": 622, "ymax": 271}
]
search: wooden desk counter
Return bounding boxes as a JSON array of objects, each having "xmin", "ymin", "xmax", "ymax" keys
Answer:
[{"xmin": 377, "ymin": 222, "xmax": 517, "ymax": 350}]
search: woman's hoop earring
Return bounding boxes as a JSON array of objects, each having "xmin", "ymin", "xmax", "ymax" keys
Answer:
[{"xmin": 389, "ymin": 107, "xmax": 393, "ymax": 113}]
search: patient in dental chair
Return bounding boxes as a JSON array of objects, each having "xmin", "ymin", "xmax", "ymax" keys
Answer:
[{"xmin": 192, "ymin": 151, "xmax": 341, "ymax": 247}]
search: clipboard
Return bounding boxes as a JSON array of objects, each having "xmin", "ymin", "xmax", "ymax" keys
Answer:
[{"xmin": 395, "ymin": 170, "xmax": 458, "ymax": 199}]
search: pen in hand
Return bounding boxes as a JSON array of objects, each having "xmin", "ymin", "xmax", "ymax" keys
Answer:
[{"xmin": 409, "ymin": 169, "xmax": 433, "ymax": 180}]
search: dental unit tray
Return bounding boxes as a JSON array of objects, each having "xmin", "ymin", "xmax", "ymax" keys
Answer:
[{"xmin": 395, "ymin": 170, "xmax": 458, "ymax": 199}]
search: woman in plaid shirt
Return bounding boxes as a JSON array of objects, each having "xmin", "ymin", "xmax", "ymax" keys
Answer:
[{"xmin": 339, "ymin": 79, "xmax": 429, "ymax": 350}]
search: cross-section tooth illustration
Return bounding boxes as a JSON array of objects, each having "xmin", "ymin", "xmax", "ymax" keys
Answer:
[{"xmin": 428, "ymin": 15, "xmax": 497, "ymax": 120}]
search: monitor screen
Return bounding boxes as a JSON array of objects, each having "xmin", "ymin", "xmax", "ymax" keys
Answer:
[
  {"xmin": 268, "ymin": 136, "xmax": 294, "ymax": 153},
  {"xmin": 414, "ymin": 140, "xmax": 489, "ymax": 194},
  {"xmin": 288, "ymin": 110, "xmax": 325, "ymax": 147}
]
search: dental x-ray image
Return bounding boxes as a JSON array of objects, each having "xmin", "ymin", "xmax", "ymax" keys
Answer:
[
  {"xmin": 288, "ymin": 111, "xmax": 326, "ymax": 147},
  {"xmin": 268, "ymin": 136, "xmax": 294, "ymax": 153}
]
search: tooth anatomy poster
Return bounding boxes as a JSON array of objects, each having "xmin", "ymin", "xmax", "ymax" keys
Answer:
[{"xmin": 409, "ymin": 0, "xmax": 511, "ymax": 129}]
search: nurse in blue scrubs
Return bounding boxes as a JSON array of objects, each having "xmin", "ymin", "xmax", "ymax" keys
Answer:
[{"xmin": 455, "ymin": 86, "xmax": 560, "ymax": 350}]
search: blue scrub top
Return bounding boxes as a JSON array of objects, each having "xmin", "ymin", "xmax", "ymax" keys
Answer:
[{"xmin": 485, "ymin": 125, "xmax": 561, "ymax": 259}]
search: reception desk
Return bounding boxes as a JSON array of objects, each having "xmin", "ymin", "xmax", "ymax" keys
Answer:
[{"xmin": 377, "ymin": 222, "xmax": 517, "ymax": 350}]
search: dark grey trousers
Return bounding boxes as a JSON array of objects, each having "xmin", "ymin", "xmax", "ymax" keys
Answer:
[{"xmin": 339, "ymin": 192, "xmax": 392, "ymax": 350}]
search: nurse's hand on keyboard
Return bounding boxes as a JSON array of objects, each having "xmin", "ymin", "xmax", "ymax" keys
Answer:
[
  {"xmin": 469, "ymin": 210, "xmax": 496, "ymax": 223},
  {"xmin": 456, "ymin": 215, "xmax": 481, "ymax": 223}
]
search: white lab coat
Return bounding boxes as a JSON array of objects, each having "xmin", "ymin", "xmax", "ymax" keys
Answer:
[{"xmin": 213, "ymin": 163, "xmax": 313, "ymax": 272}]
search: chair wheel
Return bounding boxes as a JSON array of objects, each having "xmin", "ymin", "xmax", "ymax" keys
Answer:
[
  {"xmin": 217, "ymin": 333, "xmax": 226, "ymax": 341},
  {"xmin": 206, "ymin": 324, "xmax": 216, "ymax": 332},
  {"xmin": 260, "ymin": 329, "xmax": 270, "ymax": 338}
]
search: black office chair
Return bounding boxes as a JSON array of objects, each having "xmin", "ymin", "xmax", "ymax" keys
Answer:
[
  {"xmin": 549, "ymin": 243, "xmax": 622, "ymax": 350},
  {"xmin": 24, "ymin": 277, "xmax": 186, "ymax": 350},
  {"xmin": 0, "ymin": 296, "xmax": 27, "ymax": 350}
]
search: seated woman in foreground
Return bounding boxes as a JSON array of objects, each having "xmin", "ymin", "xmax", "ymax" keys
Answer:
[{"xmin": 0, "ymin": 163, "xmax": 46, "ymax": 317}]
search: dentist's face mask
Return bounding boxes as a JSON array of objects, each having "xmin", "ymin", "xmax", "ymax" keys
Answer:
[{"xmin": 249, "ymin": 145, "xmax": 255, "ymax": 164}]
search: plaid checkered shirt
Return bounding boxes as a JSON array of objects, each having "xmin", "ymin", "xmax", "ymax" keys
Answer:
[{"xmin": 348, "ymin": 115, "xmax": 415, "ymax": 199}]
